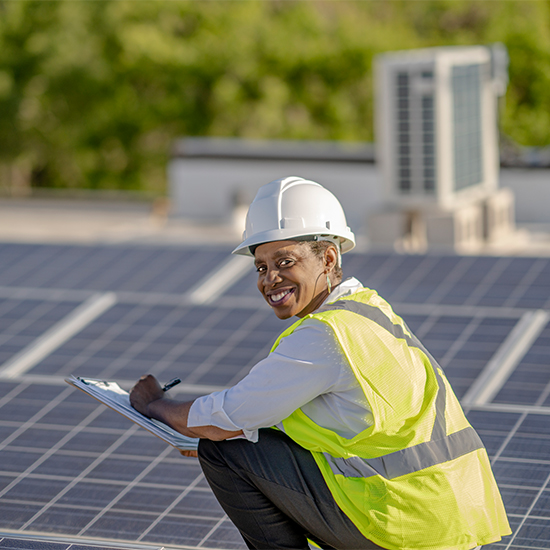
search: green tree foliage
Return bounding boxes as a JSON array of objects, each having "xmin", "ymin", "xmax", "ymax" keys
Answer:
[{"xmin": 0, "ymin": 0, "xmax": 549, "ymax": 193}]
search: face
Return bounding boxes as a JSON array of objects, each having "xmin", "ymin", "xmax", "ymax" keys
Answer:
[{"xmin": 254, "ymin": 240, "xmax": 332, "ymax": 320}]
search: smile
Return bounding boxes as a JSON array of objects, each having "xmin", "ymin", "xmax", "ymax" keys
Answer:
[{"xmin": 267, "ymin": 288, "xmax": 294, "ymax": 306}]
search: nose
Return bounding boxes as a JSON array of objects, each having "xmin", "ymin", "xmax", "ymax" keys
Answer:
[{"xmin": 264, "ymin": 266, "xmax": 282, "ymax": 287}]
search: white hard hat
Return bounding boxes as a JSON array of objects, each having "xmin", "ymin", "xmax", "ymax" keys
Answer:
[{"xmin": 232, "ymin": 176, "xmax": 356, "ymax": 256}]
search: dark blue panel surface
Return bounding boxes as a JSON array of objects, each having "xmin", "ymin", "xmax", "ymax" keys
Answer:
[
  {"xmin": 0, "ymin": 536, "xmax": 146, "ymax": 550},
  {"xmin": 0, "ymin": 299, "xmax": 80, "ymax": 365},
  {"xmin": 27, "ymin": 303, "xmax": 291, "ymax": 388},
  {"xmin": 0, "ymin": 243, "xmax": 231, "ymax": 294},
  {"xmin": 0, "ymin": 381, "xmax": 242, "ymax": 548},
  {"xmin": 493, "ymin": 320, "xmax": 550, "ymax": 406},
  {"xmin": 467, "ymin": 410, "xmax": 550, "ymax": 550}
]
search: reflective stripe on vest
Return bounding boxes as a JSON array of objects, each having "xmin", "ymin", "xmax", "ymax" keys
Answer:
[
  {"xmin": 324, "ymin": 426, "xmax": 484, "ymax": 480},
  {"xmin": 313, "ymin": 299, "xmax": 485, "ymax": 480}
]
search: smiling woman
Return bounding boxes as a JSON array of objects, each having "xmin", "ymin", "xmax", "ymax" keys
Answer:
[{"xmin": 130, "ymin": 177, "xmax": 510, "ymax": 550}]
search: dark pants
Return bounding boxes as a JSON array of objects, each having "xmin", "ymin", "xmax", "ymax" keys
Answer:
[{"xmin": 198, "ymin": 429, "xmax": 385, "ymax": 550}]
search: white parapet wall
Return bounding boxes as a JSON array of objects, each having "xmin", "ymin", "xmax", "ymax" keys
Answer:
[{"xmin": 168, "ymin": 138, "xmax": 382, "ymax": 237}]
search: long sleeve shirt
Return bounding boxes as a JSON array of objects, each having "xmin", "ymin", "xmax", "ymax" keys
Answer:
[{"xmin": 187, "ymin": 277, "xmax": 373, "ymax": 442}]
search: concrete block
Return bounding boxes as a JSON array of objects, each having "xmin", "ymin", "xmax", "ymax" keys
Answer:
[
  {"xmin": 367, "ymin": 211, "xmax": 405, "ymax": 246},
  {"xmin": 483, "ymin": 188, "xmax": 516, "ymax": 242},
  {"xmin": 425, "ymin": 203, "xmax": 484, "ymax": 251}
]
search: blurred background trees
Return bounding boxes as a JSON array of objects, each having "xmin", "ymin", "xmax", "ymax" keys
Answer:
[{"xmin": 0, "ymin": 0, "xmax": 549, "ymax": 194}]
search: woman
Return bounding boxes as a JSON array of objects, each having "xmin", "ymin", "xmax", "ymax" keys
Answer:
[{"xmin": 130, "ymin": 177, "xmax": 511, "ymax": 550}]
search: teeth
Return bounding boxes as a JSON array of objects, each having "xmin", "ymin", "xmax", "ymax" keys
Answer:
[{"xmin": 270, "ymin": 289, "xmax": 291, "ymax": 303}]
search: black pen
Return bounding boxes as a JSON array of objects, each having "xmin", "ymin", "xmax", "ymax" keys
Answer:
[{"xmin": 162, "ymin": 378, "xmax": 181, "ymax": 392}]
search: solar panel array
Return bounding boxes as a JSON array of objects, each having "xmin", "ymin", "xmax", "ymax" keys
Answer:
[
  {"xmin": 0, "ymin": 242, "xmax": 549, "ymax": 550},
  {"xmin": 228, "ymin": 253, "xmax": 550, "ymax": 310}
]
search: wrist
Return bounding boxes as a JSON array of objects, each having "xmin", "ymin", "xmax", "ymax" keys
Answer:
[{"xmin": 145, "ymin": 396, "xmax": 167, "ymax": 420}]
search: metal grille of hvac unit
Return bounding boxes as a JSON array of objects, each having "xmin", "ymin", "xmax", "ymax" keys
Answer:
[
  {"xmin": 452, "ymin": 63, "xmax": 485, "ymax": 190},
  {"xmin": 395, "ymin": 70, "xmax": 436, "ymax": 195}
]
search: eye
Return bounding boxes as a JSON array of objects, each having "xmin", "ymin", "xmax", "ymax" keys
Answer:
[
  {"xmin": 279, "ymin": 258, "xmax": 294, "ymax": 268},
  {"xmin": 256, "ymin": 265, "xmax": 266, "ymax": 273}
]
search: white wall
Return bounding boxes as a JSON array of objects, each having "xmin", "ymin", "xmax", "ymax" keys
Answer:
[
  {"xmin": 168, "ymin": 157, "xmax": 549, "ymax": 232},
  {"xmin": 499, "ymin": 169, "xmax": 550, "ymax": 224},
  {"xmin": 168, "ymin": 158, "xmax": 383, "ymax": 234}
]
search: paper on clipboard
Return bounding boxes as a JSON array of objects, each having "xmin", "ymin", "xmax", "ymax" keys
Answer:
[{"xmin": 66, "ymin": 375, "xmax": 199, "ymax": 451}]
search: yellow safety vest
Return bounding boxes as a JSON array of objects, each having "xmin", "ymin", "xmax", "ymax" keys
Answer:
[{"xmin": 272, "ymin": 288, "xmax": 511, "ymax": 550}]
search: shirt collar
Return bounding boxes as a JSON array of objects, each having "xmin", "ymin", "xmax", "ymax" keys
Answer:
[{"xmin": 322, "ymin": 277, "xmax": 363, "ymax": 306}]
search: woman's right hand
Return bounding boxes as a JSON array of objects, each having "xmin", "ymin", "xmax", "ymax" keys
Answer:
[
  {"xmin": 180, "ymin": 450, "xmax": 198, "ymax": 458},
  {"xmin": 129, "ymin": 374, "xmax": 164, "ymax": 417}
]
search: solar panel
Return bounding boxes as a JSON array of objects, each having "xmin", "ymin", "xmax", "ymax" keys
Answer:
[
  {"xmin": 25, "ymin": 303, "xmax": 289, "ymax": 388},
  {"xmin": 0, "ymin": 243, "xmax": 232, "ymax": 294},
  {"xmin": 1, "ymin": 242, "xmax": 549, "ymax": 549},
  {"xmin": 465, "ymin": 409, "xmax": 550, "ymax": 550},
  {"xmin": 414, "ymin": 314, "xmax": 520, "ymax": 399},
  {"xmin": 0, "ymin": 534, "xmax": 163, "ymax": 550},
  {"xmin": 0, "ymin": 300, "xmax": 80, "ymax": 366},
  {"xmin": 343, "ymin": 253, "xmax": 550, "ymax": 310},
  {"xmin": 492, "ymin": 319, "xmax": 550, "ymax": 407},
  {"xmin": 0, "ymin": 381, "xmax": 240, "ymax": 548}
]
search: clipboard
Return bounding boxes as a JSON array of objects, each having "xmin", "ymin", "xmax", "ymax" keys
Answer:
[{"xmin": 66, "ymin": 375, "xmax": 199, "ymax": 451}]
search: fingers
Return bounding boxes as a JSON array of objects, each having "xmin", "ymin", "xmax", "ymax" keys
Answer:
[
  {"xmin": 131, "ymin": 374, "xmax": 161, "ymax": 395},
  {"xmin": 180, "ymin": 450, "xmax": 198, "ymax": 458},
  {"xmin": 138, "ymin": 374, "xmax": 161, "ymax": 391},
  {"xmin": 129, "ymin": 374, "xmax": 164, "ymax": 415}
]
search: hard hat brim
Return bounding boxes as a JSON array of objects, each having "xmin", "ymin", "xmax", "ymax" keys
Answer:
[{"xmin": 232, "ymin": 227, "xmax": 355, "ymax": 256}]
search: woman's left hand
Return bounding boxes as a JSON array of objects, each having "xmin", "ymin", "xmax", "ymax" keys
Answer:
[{"xmin": 130, "ymin": 374, "xmax": 164, "ymax": 417}]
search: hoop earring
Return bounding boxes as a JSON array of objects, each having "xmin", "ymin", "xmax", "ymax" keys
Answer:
[{"xmin": 326, "ymin": 273, "xmax": 332, "ymax": 295}]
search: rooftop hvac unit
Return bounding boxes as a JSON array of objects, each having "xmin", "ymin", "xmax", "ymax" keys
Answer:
[{"xmin": 375, "ymin": 46, "xmax": 501, "ymax": 211}]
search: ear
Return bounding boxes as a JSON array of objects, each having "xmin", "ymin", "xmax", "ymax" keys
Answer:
[{"xmin": 324, "ymin": 245, "xmax": 338, "ymax": 272}]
